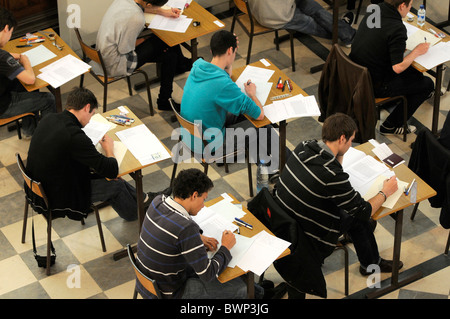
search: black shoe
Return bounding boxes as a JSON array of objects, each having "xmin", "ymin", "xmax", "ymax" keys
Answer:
[
  {"xmin": 157, "ymin": 98, "xmax": 180, "ymax": 112},
  {"xmin": 359, "ymin": 258, "xmax": 404, "ymax": 276},
  {"xmin": 263, "ymin": 282, "xmax": 287, "ymax": 299},
  {"xmin": 342, "ymin": 11, "xmax": 354, "ymax": 25}
]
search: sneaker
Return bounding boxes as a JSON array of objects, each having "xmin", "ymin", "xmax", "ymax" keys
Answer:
[
  {"xmin": 380, "ymin": 124, "xmax": 416, "ymax": 136},
  {"xmin": 359, "ymin": 258, "xmax": 404, "ymax": 276},
  {"xmin": 342, "ymin": 11, "xmax": 354, "ymax": 25}
]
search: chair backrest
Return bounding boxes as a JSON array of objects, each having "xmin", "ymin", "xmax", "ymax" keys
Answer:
[
  {"xmin": 169, "ymin": 99, "xmax": 203, "ymax": 140},
  {"xmin": 16, "ymin": 153, "xmax": 49, "ymax": 208},
  {"xmin": 74, "ymin": 28, "xmax": 108, "ymax": 77},
  {"xmin": 233, "ymin": 0, "xmax": 248, "ymax": 15},
  {"xmin": 127, "ymin": 244, "xmax": 162, "ymax": 299}
]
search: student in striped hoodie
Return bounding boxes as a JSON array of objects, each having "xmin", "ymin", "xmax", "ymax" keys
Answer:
[
  {"xmin": 136, "ymin": 168, "xmax": 264, "ymax": 299},
  {"xmin": 274, "ymin": 113, "xmax": 400, "ymax": 290}
]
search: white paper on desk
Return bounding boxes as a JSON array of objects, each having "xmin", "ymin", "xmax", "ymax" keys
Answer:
[
  {"xmin": 90, "ymin": 113, "xmax": 117, "ymax": 131},
  {"xmin": 22, "ymin": 45, "xmax": 56, "ymax": 67},
  {"xmin": 227, "ymin": 234, "xmax": 255, "ymax": 268},
  {"xmin": 37, "ymin": 54, "xmax": 90, "ymax": 88},
  {"xmin": 236, "ymin": 230, "xmax": 291, "ymax": 276},
  {"xmin": 363, "ymin": 174, "xmax": 408, "ymax": 209},
  {"xmin": 149, "ymin": 14, "xmax": 192, "ymax": 33},
  {"xmin": 263, "ymin": 94, "xmax": 320, "ymax": 122},
  {"xmin": 208, "ymin": 199, "xmax": 246, "ymax": 222},
  {"xmin": 95, "ymin": 141, "xmax": 128, "ymax": 168},
  {"xmin": 115, "ymin": 124, "xmax": 170, "ymax": 165},
  {"xmin": 236, "ymin": 65, "xmax": 275, "ymax": 88},
  {"xmin": 82, "ymin": 119, "xmax": 113, "ymax": 145},
  {"xmin": 414, "ymin": 41, "xmax": 450, "ymax": 70},
  {"xmin": 236, "ymin": 80, "xmax": 272, "ymax": 106}
]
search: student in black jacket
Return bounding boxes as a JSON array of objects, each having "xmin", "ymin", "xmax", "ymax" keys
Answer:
[{"xmin": 25, "ymin": 87, "xmax": 155, "ymax": 221}]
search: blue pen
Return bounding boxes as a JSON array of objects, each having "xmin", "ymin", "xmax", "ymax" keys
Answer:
[{"xmin": 235, "ymin": 218, "xmax": 253, "ymax": 230}]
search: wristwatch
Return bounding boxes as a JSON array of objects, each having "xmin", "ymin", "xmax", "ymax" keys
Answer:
[{"xmin": 378, "ymin": 191, "xmax": 387, "ymax": 202}]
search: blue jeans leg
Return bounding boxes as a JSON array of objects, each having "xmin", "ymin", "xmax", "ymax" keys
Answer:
[
  {"xmin": 284, "ymin": 0, "xmax": 356, "ymax": 44},
  {"xmin": 1, "ymin": 91, "xmax": 56, "ymax": 135},
  {"xmin": 90, "ymin": 178, "xmax": 140, "ymax": 221}
]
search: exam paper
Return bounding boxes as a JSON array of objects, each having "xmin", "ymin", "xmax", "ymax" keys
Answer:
[
  {"xmin": 115, "ymin": 124, "xmax": 171, "ymax": 165},
  {"xmin": 414, "ymin": 41, "xmax": 450, "ymax": 70},
  {"xmin": 263, "ymin": 94, "xmax": 320, "ymax": 123},
  {"xmin": 149, "ymin": 14, "xmax": 192, "ymax": 33},
  {"xmin": 37, "ymin": 54, "xmax": 91, "ymax": 88},
  {"xmin": 22, "ymin": 45, "xmax": 56, "ymax": 67},
  {"xmin": 403, "ymin": 22, "xmax": 441, "ymax": 51},
  {"xmin": 235, "ymin": 65, "xmax": 275, "ymax": 105},
  {"xmin": 82, "ymin": 116, "xmax": 113, "ymax": 145},
  {"xmin": 363, "ymin": 174, "xmax": 408, "ymax": 209}
]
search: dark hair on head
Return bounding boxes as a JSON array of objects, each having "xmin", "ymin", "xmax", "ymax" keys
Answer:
[
  {"xmin": 173, "ymin": 168, "xmax": 214, "ymax": 200},
  {"xmin": 143, "ymin": 0, "xmax": 168, "ymax": 6},
  {"xmin": 0, "ymin": 7, "xmax": 17, "ymax": 32},
  {"xmin": 65, "ymin": 87, "xmax": 98, "ymax": 112},
  {"xmin": 210, "ymin": 30, "xmax": 237, "ymax": 57},
  {"xmin": 384, "ymin": 0, "xmax": 412, "ymax": 8},
  {"xmin": 322, "ymin": 113, "xmax": 358, "ymax": 143}
]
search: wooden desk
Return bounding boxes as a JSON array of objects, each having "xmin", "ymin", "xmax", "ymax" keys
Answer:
[
  {"xmin": 3, "ymin": 28, "xmax": 82, "ymax": 113},
  {"xmin": 149, "ymin": 1, "xmax": 224, "ymax": 61},
  {"xmin": 231, "ymin": 59, "xmax": 307, "ymax": 171},
  {"xmin": 209, "ymin": 194, "xmax": 290, "ymax": 298},
  {"xmin": 102, "ymin": 106, "xmax": 172, "ymax": 260},
  {"xmin": 355, "ymin": 142, "xmax": 436, "ymax": 299},
  {"xmin": 405, "ymin": 14, "xmax": 450, "ymax": 135}
]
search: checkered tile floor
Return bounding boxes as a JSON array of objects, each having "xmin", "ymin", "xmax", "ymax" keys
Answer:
[{"xmin": 0, "ymin": 1, "xmax": 449, "ymax": 300}]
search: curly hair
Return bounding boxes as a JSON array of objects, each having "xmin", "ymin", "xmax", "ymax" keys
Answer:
[{"xmin": 172, "ymin": 169, "xmax": 214, "ymax": 200}]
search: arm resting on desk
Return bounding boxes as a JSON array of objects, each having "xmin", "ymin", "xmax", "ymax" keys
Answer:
[{"xmin": 393, "ymin": 42, "xmax": 430, "ymax": 74}]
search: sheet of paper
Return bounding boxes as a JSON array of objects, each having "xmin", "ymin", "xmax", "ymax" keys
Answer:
[
  {"xmin": 363, "ymin": 174, "xmax": 409, "ymax": 209},
  {"xmin": 149, "ymin": 14, "xmax": 192, "ymax": 33},
  {"xmin": 371, "ymin": 143, "xmax": 393, "ymax": 161},
  {"xmin": 403, "ymin": 22, "xmax": 441, "ymax": 50},
  {"xmin": 207, "ymin": 199, "xmax": 246, "ymax": 222},
  {"xmin": 227, "ymin": 234, "xmax": 255, "ymax": 268},
  {"xmin": 263, "ymin": 94, "xmax": 320, "ymax": 122},
  {"xmin": 22, "ymin": 45, "xmax": 56, "ymax": 67},
  {"xmin": 90, "ymin": 113, "xmax": 117, "ymax": 131},
  {"xmin": 115, "ymin": 124, "xmax": 171, "ymax": 165},
  {"xmin": 82, "ymin": 119, "xmax": 113, "ymax": 145},
  {"xmin": 414, "ymin": 41, "xmax": 450, "ymax": 70},
  {"xmin": 37, "ymin": 54, "xmax": 91, "ymax": 88},
  {"xmin": 235, "ymin": 65, "xmax": 275, "ymax": 88}
]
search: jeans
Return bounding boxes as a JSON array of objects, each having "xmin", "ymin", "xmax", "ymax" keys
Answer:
[
  {"xmin": 283, "ymin": 0, "xmax": 356, "ymax": 44},
  {"xmin": 181, "ymin": 277, "xmax": 264, "ymax": 299},
  {"xmin": 90, "ymin": 177, "xmax": 140, "ymax": 221},
  {"xmin": 0, "ymin": 90, "xmax": 56, "ymax": 135},
  {"xmin": 339, "ymin": 210, "xmax": 380, "ymax": 268},
  {"xmin": 374, "ymin": 67, "xmax": 434, "ymax": 127}
]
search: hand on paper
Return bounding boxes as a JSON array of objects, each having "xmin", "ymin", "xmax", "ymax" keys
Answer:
[
  {"xmin": 382, "ymin": 175, "xmax": 398, "ymax": 198},
  {"xmin": 201, "ymin": 235, "xmax": 219, "ymax": 252},
  {"xmin": 244, "ymin": 81, "xmax": 257, "ymax": 98},
  {"xmin": 413, "ymin": 42, "xmax": 430, "ymax": 56},
  {"xmin": 99, "ymin": 134, "xmax": 114, "ymax": 157},
  {"xmin": 221, "ymin": 230, "xmax": 236, "ymax": 250}
]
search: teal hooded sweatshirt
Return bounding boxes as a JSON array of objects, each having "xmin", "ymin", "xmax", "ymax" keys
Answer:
[{"xmin": 180, "ymin": 58, "xmax": 261, "ymax": 154}]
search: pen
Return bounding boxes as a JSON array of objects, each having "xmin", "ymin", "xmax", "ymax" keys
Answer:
[
  {"xmin": 405, "ymin": 178, "xmax": 416, "ymax": 195},
  {"xmin": 286, "ymin": 79, "xmax": 292, "ymax": 92},
  {"xmin": 16, "ymin": 44, "xmax": 32, "ymax": 48},
  {"xmin": 276, "ymin": 76, "xmax": 283, "ymax": 89},
  {"xmin": 428, "ymin": 28, "xmax": 440, "ymax": 38},
  {"xmin": 424, "ymin": 37, "xmax": 427, "ymax": 43},
  {"xmin": 282, "ymin": 80, "xmax": 287, "ymax": 92},
  {"xmin": 246, "ymin": 79, "xmax": 252, "ymax": 85},
  {"xmin": 235, "ymin": 218, "xmax": 253, "ymax": 230}
]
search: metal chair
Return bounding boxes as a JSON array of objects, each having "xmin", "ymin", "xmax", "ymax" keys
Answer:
[
  {"xmin": 169, "ymin": 99, "xmax": 254, "ymax": 197},
  {"xmin": 127, "ymin": 244, "xmax": 162, "ymax": 299},
  {"xmin": 230, "ymin": 0, "xmax": 296, "ymax": 71},
  {"xmin": 0, "ymin": 113, "xmax": 37, "ymax": 139},
  {"xmin": 17, "ymin": 153, "xmax": 106, "ymax": 275},
  {"xmin": 74, "ymin": 28, "xmax": 154, "ymax": 115}
]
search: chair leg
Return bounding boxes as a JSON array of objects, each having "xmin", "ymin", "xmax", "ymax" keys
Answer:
[
  {"xmin": 46, "ymin": 216, "xmax": 52, "ymax": 276},
  {"xmin": 402, "ymin": 96, "xmax": 408, "ymax": 142},
  {"xmin": 170, "ymin": 163, "xmax": 178, "ymax": 187},
  {"xmin": 93, "ymin": 206, "xmax": 106, "ymax": 252},
  {"xmin": 133, "ymin": 288, "xmax": 138, "ymax": 299},
  {"xmin": 445, "ymin": 231, "xmax": 450, "ymax": 255},
  {"xmin": 335, "ymin": 244, "xmax": 349, "ymax": 296},
  {"xmin": 103, "ymin": 85, "xmax": 108, "ymax": 113},
  {"xmin": 15, "ymin": 119, "xmax": 22, "ymax": 140},
  {"xmin": 246, "ymin": 150, "xmax": 254, "ymax": 197},
  {"xmin": 80, "ymin": 73, "xmax": 84, "ymax": 88},
  {"xmin": 354, "ymin": 0, "xmax": 364, "ymax": 24},
  {"xmin": 289, "ymin": 31, "xmax": 296, "ymax": 72},
  {"xmin": 22, "ymin": 200, "xmax": 29, "ymax": 243},
  {"xmin": 204, "ymin": 163, "xmax": 209, "ymax": 175},
  {"xmin": 126, "ymin": 76, "xmax": 133, "ymax": 96},
  {"xmin": 140, "ymin": 71, "xmax": 154, "ymax": 116},
  {"xmin": 246, "ymin": 35, "xmax": 253, "ymax": 65},
  {"xmin": 230, "ymin": 8, "xmax": 237, "ymax": 33},
  {"xmin": 274, "ymin": 30, "xmax": 280, "ymax": 51}
]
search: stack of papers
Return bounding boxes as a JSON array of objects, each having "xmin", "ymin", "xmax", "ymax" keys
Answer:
[
  {"xmin": 263, "ymin": 94, "xmax": 321, "ymax": 123},
  {"xmin": 37, "ymin": 54, "xmax": 91, "ymax": 88},
  {"xmin": 115, "ymin": 124, "xmax": 171, "ymax": 165}
]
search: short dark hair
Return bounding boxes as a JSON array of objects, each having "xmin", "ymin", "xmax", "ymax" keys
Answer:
[
  {"xmin": 384, "ymin": 0, "xmax": 412, "ymax": 8},
  {"xmin": 65, "ymin": 87, "xmax": 98, "ymax": 112},
  {"xmin": 210, "ymin": 30, "xmax": 237, "ymax": 57},
  {"xmin": 0, "ymin": 7, "xmax": 17, "ymax": 32},
  {"xmin": 322, "ymin": 113, "xmax": 358, "ymax": 143},
  {"xmin": 173, "ymin": 168, "xmax": 214, "ymax": 200},
  {"xmin": 143, "ymin": 0, "xmax": 168, "ymax": 7}
]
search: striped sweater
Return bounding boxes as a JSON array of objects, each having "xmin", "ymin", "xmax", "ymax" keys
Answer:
[
  {"xmin": 136, "ymin": 195, "xmax": 231, "ymax": 299},
  {"xmin": 275, "ymin": 140, "xmax": 372, "ymax": 261}
]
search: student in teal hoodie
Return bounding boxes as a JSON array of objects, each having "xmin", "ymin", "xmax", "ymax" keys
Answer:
[{"xmin": 180, "ymin": 30, "xmax": 281, "ymax": 170}]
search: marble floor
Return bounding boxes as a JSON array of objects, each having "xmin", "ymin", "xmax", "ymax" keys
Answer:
[{"xmin": 0, "ymin": 1, "xmax": 449, "ymax": 302}]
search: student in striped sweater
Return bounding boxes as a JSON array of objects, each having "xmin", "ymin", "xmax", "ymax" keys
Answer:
[
  {"xmin": 274, "ymin": 113, "xmax": 400, "ymax": 294},
  {"xmin": 136, "ymin": 168, "xmax": 264, "ymax": 299}
]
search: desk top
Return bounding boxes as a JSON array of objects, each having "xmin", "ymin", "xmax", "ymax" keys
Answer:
[
  {"xmin": 405, "ymin": 14, "xmax": 450, "ymax": 72},
  {"xmin": 149, "ymin": 1, "xmax": 224, "ymax": 47},
  {"xmin": 355, "ymin": 142, "xmax": 436, "ymax": 220},
  {"xmin": 102, "ymin": 106, "xmax": 172, "ymax": 177},
  {"xmin": 231, "ymin": 59, "xmax": 308, "ymax": 128},
  {"xmin": 212, "ymin": 193, "xmax": 290, "ymax": 283},
  {"xmin": 3, "ymin": 28, "xmax": 80, "ymax": 92}
]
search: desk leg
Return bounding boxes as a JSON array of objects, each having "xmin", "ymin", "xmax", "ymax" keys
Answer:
[
  {"xmin": 366, "ymin": 210, "xmax": 423, "ymax": 299},
  {"xmin": 279, "ymin": 120, "xmax": 287, "ymax": 172},
  {"xmin": 48, "ymin": 86, "xmax": 62, "ymax": 113},
  {"xmin": 431, "ymin": 64, "xmax": 443, "ymax": 135},
  {"xmin": 190, "ymin": 38, "xmax": 198, "ymax": 61},
  {"xmin": 245, "ymin": 272, "xmax": 255, "ymax": 299},
  {"xmin": 113, "ymin": 169, "xmax": 144, "ymax": 261}
]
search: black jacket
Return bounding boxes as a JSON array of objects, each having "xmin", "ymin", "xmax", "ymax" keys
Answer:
[
  {"xmin": 247, "ymin": 188, "xmax": 327, "ymax": 298},
  {"xmin": 25, "ymin": 110, "xmax": 118, "ymax": 220},
  {"xmin": 408, "ymin": 128, "xmax": 450, "ymax": 229}
]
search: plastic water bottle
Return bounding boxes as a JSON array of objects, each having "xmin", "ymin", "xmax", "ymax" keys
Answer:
[
  {"xmin": 417, "ymin": 5, "xmax": 426, "ymax": 27},
  {"xmin": 256, "ymin": 160, "xmax": 269, "ymax": 193}
]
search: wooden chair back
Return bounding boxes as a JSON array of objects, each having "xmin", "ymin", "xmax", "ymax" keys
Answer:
[
  {"xmin": 169, "ymin": 99, "xmax": 203, "ymax": 140},
  {"xmin": 127, "ymin": 244, "xmax": 162, "ymax": 299},
  {"xmin": 233, "ymin": 0, "xmax": 248, "ymax": 14},
  {"xmin": 16, "ymin": 153, "xmax": 49, "ymax": 208}
]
